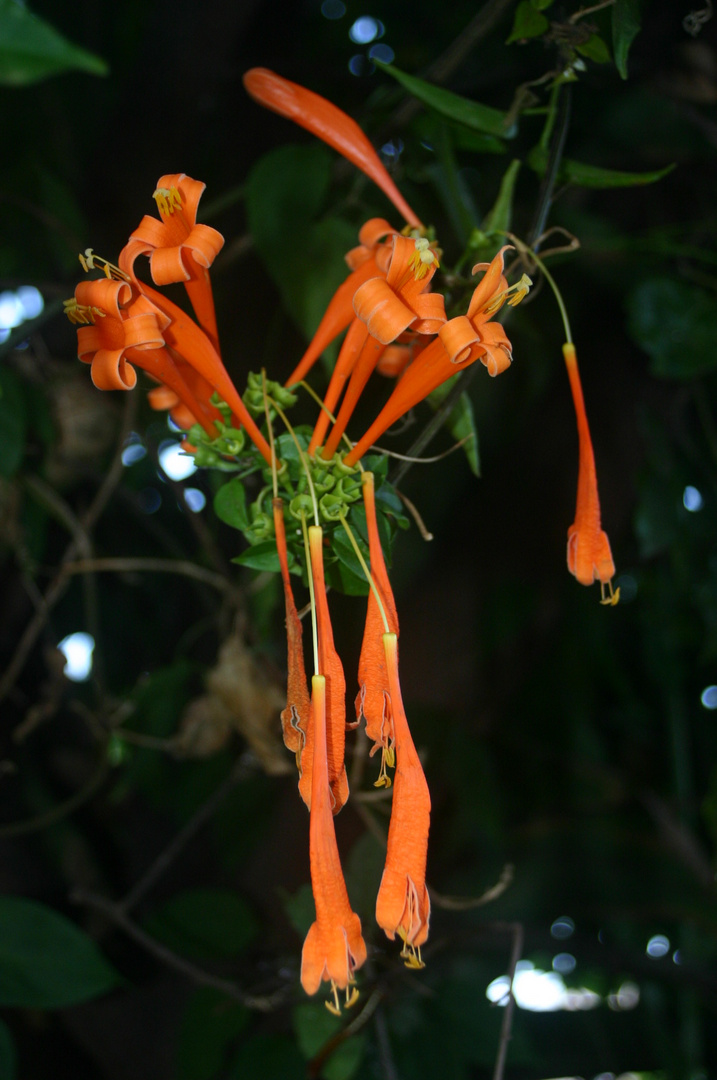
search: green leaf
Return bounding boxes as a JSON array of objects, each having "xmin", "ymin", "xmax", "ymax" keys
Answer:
[
  {"xmin": 531, "ymin": 0, "xmax": 553, "ymax": 9},
  {"xmin": 144, "ymin": 888, "xmax": 257, "ymax": 963},
  {"xmin": 481, "ymin": 158, "xmax": 521, "ymax": 238},
  {"xmin": 0, "ymin": 896, "xmax": 120, "ymax": 1008},
  {"xmin": 528, "ymin": 145, "xmax": 675, "ymax": 188},
  {"xmin": 576, "ymin": 34, "xmax": 611, "ymax": 64},
  {"xmin": 214, "ymin": 478, "xmax": 250, "ymax": 532},
  {"xmin": 0, "ymin": 0, "xmax": 108, "ymax": 85},
  {"xmin": 375, "ymin": 62, "xmax": 512, "ymax": 138},
  {"xmin": 0, "ymin": 1019, "xmax": 16, "ymax": 1080},
  {"xmin": 626, "ymin": 277, "xmax": 717, "ymax": 379},
  {"xmin": 293, "ymin": 1000, "xmax": 366, "ymax": 1080},
  {"xmin": 506, "ymin": 1, "xmax": 549, "ymax": 43},
  {"xmin": 0, "ymin": 366, "xmax": 26, "ymax": 477},
  {"xmin": 612, "ymin": 0, "xmax": 641, "ymax": 79},
  {"xmin": 245, "ymin": 146, "xmax": 357, "ymax": 341},
  {"xmin": 232, "ymin": 541, "xmax": 281, "ymax": 573},
  {"xmin": 428, "ymin": 378, "xmax": 480, "ymax": 477},
  {"xmin": 330, "ymin": 529, "xmax": 370, "ymax": 595},
  {"xmin": 177, "ymin": 987, "xmax": 249, "ymax": 1080}
]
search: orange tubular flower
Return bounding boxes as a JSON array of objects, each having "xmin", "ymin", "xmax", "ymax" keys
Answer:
[
  {"xmin": 243, "ymin": 68, "xmax": 422, "ymax": 229},
  {"xmin": 355, "ymin": 472, "xmax": 400, "ymax": 786},
  {"xmin": 69, "ymin": 278, "xmax": 217, "ymax": 436},
  {"xmin": 563, "ymin": 343, "xmax": 618, "ymax": 604},
  {"xmin": 320, "ymin": 233, "xmax": 446, "ymax": 460},
  {"xmin": 375, "ymin": 632, "xmax": 431, "ymax": 963},
  {"xmin": 300, "ymin": 674, "xmax": 367, "ymax": 1011},
  {"xmin": 273, "ymin": 499, "xmax": 311, "ymax": 777},
  {"xmin": 342, "ymin": 246, "xmax": 526, "ymax": 468},
  {"xmin": 286, "ymin": 218, "xmax": 397, "ymax": 389},
  {"xmin": 304, "ymin": 526, "xmax": 349, "ymax": 814},
  {"xmin": 121, "ymin": 173, "xmax": 225, "ymax": 352}
]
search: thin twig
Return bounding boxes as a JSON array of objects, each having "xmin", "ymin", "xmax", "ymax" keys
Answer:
[
  {"xmin": 430, "ymin": 863, "xmax": 514, "ymax": 911},
  {"xmin": 0, "ymin": 750, "xmax": 110, "ymax": 838},
  {"xmin": 492, "ymin": 921, "xmax": 524, "ymax": 1080},
  {"xmin": 389, "ymin": 367, "xmax": 478, "ymax": 488},
  {"xmin": 395, "ymin": 490, "xmax": 433, "ymax": 542},
  {"xmin": 0, "ymin": 394, "xmax": 136, "ymax": 706},
  {"xmin": 370, "ymin": 435, "xmax": 474, "ymax": 465},
  {"xmin": 63, "ymin": 557, "xmax": 234, "ymax": 594},
  {"xmin": 71, "ymin": 888, "xmax": 285, "ymax": 1012},
  {"xmin": 119, "ymin": 754, "xmax": 254, "ymax": 914},
  {"xmin": 309, "ymin": 990, "xmax": 385, "ymax": 1078}
]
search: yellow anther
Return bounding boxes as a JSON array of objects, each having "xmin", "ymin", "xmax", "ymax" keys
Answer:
[
  {"xmin": 345, "ymin": 986, "xmax": 360, "ymax": 1009},
  {"xmin": 324, "ymin": 979, "xmax": 343, "ymax": 1016},
  {"xmin": 398, "ymin": 935, "xmax": 425, "ymax": 970},
  {"xmin": 153, "ymin": 186, "xmax": 182, "ymax": 217},
  {"xmin": 63, "ymin": 298, "xmax": 106, "ymax": 325},
  {"xmin": 506, "ymin": 273, "xmax": 533, "ymax": 307},
  {"xmin": 79, "ymin": 249, "xmax": 129, "ymax": 281},
  {"xmin": 600, "ymin": 580, "xmax": 620, "ymax": 606},
  {"xmin": 408, "ymin": 236, "xmax": 440, "ymax": 280},
  {"xmin": 373, "ymin": 745, "xmax": 394, "ymax": 788}
]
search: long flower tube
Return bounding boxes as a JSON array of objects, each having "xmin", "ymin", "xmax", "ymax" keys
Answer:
[
  {"xmin": 355, "ymin": 472, "xmax": 400, "ymax": 782},
  {"xmin": 375, "ymin": 632, "xmax": 431, "ymax": 962},
  {"xmin": 243, "ymin": 68, "xmax": 422, "ymax": 229},
  {"xmin": 121, "ymin": 173, "xmax": 225, "ymax": 352},
  {"xmin": 342, "ymin": 247, "xmax": 525, "ymax": 468},
  {"xmin": 320, "ymin": 233, "xmax": 446, "ymax": 459},
  {"xmin": 300, "ymin": 674, "xmax": 367, "ymax": 1009},
  {"xmin": 120, "ymin": 267, "xmax": 273, "ymax": 464},
  {"xmin": 563, "ymin": 342, "xmax": 618, "ymax": 603},
  {"xmin": 308, "ymin": 318, "xmax": 370, "ymax": 455},
  {"xmin": 285, "ymin": 219, "xmax": 396, "ymax": 388},
  {"xmin": 304, "ymin": 525, "xmax": 349, "ymax": 814},
  {"xmin": 273, "ymin": 499, "xmax": 311, "ymax": 771}
]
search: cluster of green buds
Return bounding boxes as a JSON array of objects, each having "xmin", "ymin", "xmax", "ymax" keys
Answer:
[{"xmin": 187, "ymin": 395, "xmax": 249, "ymax": 470}]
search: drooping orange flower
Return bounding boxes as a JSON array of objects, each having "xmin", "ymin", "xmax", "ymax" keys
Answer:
[
  {"xmin": 342, "ymin": 246, "xmax": 528, "ymax": 468},
  {"xmin": 300, "ymin": 674, "xmax": 367, "ymax": 1010},
  {"xmin": 319, "ymin": 233, "xmax": 446, "ymax": 460},
  {"xmin": 273, "ymin": 499, "xmax": 311, "ymax": 777},
  {"xmin": 243, "ymin": 68, "xmax": 422, "ymax": 229},
  {"xmin": 68, "ymin": 278, "xmax": 217, "ymax": 436},
  {"xmin": 120, "ymin": 173, "xmax": 224, "ymax": 352},
  {"xmin": 563, "ymin": 342, "xmax": 618, "ymax": 604},
  {"xmin": 303, "ymin": 525, "xmax": 349, "ymax": 813},
  {"xmin": 375, "ymin": 632, "xmax": 431, "ymax": 963},
  {"xmin": 355, "ymin": 472, "xmax": 399, "ymax": 786}
]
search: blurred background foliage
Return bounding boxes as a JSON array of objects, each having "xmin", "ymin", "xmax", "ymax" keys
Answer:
[{"xmin": 1, "ymin": 0, "xmax": 717, "ymax": 1077}]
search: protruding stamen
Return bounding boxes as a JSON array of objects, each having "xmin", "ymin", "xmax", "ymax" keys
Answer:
[
  {"xmin": 484, "ymin": 273, "xmax": 533, "ymax": 315},
  {"xmin": 398, "ymin": 929, "xmax": 425, "ymax": 970},
  {"xmin": 153, "ymin": 186, "xmax": 183, "ymax": 218},
  {"xmin": 325, "ymin": 979, "xmax": 342, "ymax": 1016},
  {"xmin": 345, "ymin": 984, "xmax": 360, "ymax": 1009},
  {"xmin": 63, "ymin": 298, "xmax": 106, "ymax": 325},
  {"xmin": 79, "ymin": 249, "xmax": 129, "ymax": 281},
  {"xmin": 373, "ymin": 745, "xmax": 394, "ymax": 788},
  {"xmin": 600, "ymin": 580, "xmax": 620, "ymax": 606},
  {"xmin": 408, "ymin": 236, "xmax": 440, "ymax": 280}
]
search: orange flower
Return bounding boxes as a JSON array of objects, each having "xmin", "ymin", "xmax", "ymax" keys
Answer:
[
  {"xmin": 304, "ymin": 525, "xmax": 349, "ymax": 813},
  {"xmin": 355, "ymin": 472, "xmax": 399, "ymax": 786},
  {"xmin": 273, "ymin": 499, "xmax": 311, "ymax": 777},
  {"xmin": 563, "ymin": 343, "xmax": 618, "ymax": 604},
  {"xmin": 375, "ymin": 632, "xmax": 431, "ymax": 964},
  {"xmin": 120, "ymin": 173, "xmax": 224, "ymax": 352},
  {"xmin": 319, "ymin": 233, "xmax": 446, "ymax": 460},
  {"xmin": 68, "ymin": 278, "xmax": 217, "ymax": 436},
  {"xmin": 300, "ymin": 674, "xmax": 367, "ymax": 1010},
  {"xmin": 285, "ymin": 218, "xmax": 397, "ymax": 389},
  {"xmin": 342, "ymin": 246, "xmax": 526, "ymax": 468},
  {"xmin": 243, "ymin": 68, "xmax": 422, "ymax": 229}
]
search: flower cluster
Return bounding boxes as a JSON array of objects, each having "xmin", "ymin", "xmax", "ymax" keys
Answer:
[{"xmin": 66, "ymin": 68, "xmax": 617, "ymax": 1011}]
